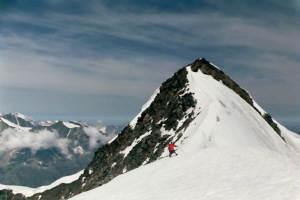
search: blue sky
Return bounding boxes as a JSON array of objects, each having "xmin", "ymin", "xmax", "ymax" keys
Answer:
[{"xmin": 0, "ymin": 0, "xmax": 299, "ymax": 125}]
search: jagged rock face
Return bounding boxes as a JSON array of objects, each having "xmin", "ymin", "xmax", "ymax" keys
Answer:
[{"xmin": 0, "ymin": 190, "xmax": 26, "ymax": 200}]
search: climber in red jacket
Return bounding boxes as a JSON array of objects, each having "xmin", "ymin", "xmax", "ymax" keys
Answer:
[{"xmin": 168, "ymin": 142, "xmax": 178, "ymax": 157}]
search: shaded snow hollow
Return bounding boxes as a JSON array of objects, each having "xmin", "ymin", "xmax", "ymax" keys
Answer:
[{"xmin": 70, "ymin": 65, "xmax": 300, "ymax": 200}]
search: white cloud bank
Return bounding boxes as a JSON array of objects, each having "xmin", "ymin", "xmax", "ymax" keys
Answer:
[
  {"xmin": 0, "ymin": 129, "xmax": 70, "ymax": 155},
  {"xmin": 83, "ymin": 127, "xmax": 114, "ymax": 149}
]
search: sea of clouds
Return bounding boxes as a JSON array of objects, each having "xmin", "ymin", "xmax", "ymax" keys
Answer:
[
  {"xmin": 0, "ymin": 128, "xmax": 70, "ymax": 155},
  {"xmin": 0, "ymin": 126, "xmax": 116, "ymax": 156}
]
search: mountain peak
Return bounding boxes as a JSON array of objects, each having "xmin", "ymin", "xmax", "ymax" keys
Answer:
[
  {"xmin": 0, "ymin": 112, "xmax": 34, "ymax": 130},
  {"xmin": 1, "ymin": 58, "xmax": 295, "ymax": 200},
  {"xmin": 2, "ymin": 112, "xmax": 32, "ymax": 121}
]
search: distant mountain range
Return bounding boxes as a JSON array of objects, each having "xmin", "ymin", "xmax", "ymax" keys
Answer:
[{"xmin": 0, "ymin": 113, "xmax": 122, "ymax": 187}]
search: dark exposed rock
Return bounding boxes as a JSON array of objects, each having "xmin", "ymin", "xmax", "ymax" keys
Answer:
[
  {"xmin": 0, "ymin": 190, "xmax": 26, "ymax": 200},
  {"xmin": 263, "ymin": 113, "xmax": 284, "ymax": 140}
]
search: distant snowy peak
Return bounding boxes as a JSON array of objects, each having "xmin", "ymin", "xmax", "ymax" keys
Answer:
[
  {"xmin": 62, "ymin": 121, "xmax": 80, "ymax": 129},
  {"xmin": 0, "ymin": 117, "xmax": 32, "ymax": 131},
  {"xmin": 39, "ymin": 120, "xmax": 89, "ymax": 129},
  {"xmin": 38, "ymin": 120, "xmax": 56, "ymax": 127},
  {"xmin": 0, "ymin": 112, "xmax": 35, "ymax": 129},
  {"xmin": 0, "ymin": 113, "xmax": 34, "ymax": 131},
  {"xmin": 0, "ymin": 112, "xmax": 32, "ymax": 121},
  {"xmin": 12, "ymin": 112, "xmax": 31, "ymax": 121}
]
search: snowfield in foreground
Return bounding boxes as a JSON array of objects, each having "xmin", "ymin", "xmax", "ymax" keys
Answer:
[
  {"xmin": 70, "ymin": 65, "xmax": 300, "ymax": 200},
  {"xmin": 71, "ymin": 148, "xmax": 300, "ymax": 200}
]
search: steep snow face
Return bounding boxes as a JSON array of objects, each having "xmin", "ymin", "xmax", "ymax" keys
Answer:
[
  {"xmin": 155, "ymin": 65, "xmax": 289, "ymax": 157},
  {"xmin": 69, "ymin": 65, "xmax": 300, "ymax": 200},
  {"xmin": 179, "ymin": 67, "xmax": 288, "ymax": 154}
]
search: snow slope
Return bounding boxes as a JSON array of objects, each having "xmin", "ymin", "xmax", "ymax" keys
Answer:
[
  {"xmin": 71, "ymin": 148, "xmax": 300, "ymax": 200},
  {"xmin": 63, "ymin": 121, "xmax": 80, "ymax": 129},
  {"xmin": 0, "ymin": 170, "xmax": 84, "ymax": 197},
  {"xmin": 0, "ymin": 117, "xmax": 32, "ymax": 131},
  {"xmin": 70, "ymin": 65, "xmax": 300, "ymax": 200}
]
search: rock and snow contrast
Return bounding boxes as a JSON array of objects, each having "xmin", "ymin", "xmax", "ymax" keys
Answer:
[
  {"xmin": 0, "ymin": 113, "xmax": 34, "ymax": 131},
  {"xmin": 1, "ymin": 58, "xmax": 300, "ymax": 200},
  {"xmin": 0, "ymin": 113, "xmax": 121, "ymax": 188},
  {"xmin": 70, "ymin": 59, "xmax": 300, "ymax": 200}
]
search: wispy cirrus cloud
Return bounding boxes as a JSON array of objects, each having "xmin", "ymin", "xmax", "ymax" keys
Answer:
[{"xmin": 0, "ymin": 0, "xmax": 299, "ymax": 123}]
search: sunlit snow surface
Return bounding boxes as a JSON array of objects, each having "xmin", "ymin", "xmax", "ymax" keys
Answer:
[
  {"xmin": 71, "ymin": 148, "xmax": 300, "ymax": 200},
  {"xmin": 70, "ymin": 66, "xmax": 300, "ymax": 200},
  {"xmin": 2, "ymin": 65, "xmax": 300, "ymax": 199},
  {"xmin": 0, "ymin": 117, "xmax": 32, "ymax": 131},
  {"xmin": 63, "ymin": 121, "xmax": 80, "ymax": 129}
]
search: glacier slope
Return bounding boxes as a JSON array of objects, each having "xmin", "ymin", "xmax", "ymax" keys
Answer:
[
  {"xmin": 70, "ymin": 148, "xmax": 300, "ymax": 200},
  {"xmin": 70, "ymin": 66, "xmax": 300, "ymax": 200}
]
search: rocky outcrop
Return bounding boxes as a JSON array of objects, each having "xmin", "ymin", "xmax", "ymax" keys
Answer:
[{"xmin": 0, "ymin": 190, "xmax": 26, "ymax": 200}]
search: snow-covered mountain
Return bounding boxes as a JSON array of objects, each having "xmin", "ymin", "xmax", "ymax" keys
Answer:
[
  {"xmin": 0, "ymin": 113, "xmax": 121, "ymax": 188},
  {"xmin": 0, "ymin": 113, "xmax": 34, "ymax": 131},
  {"xmin": 1, "ymin": 58, "xmax": 300, "ymax": 200}
]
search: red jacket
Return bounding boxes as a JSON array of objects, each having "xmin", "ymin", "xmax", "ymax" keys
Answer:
[{"xmin": 168, "ymin": 143, "xmax": 177, "ymax": 151}]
